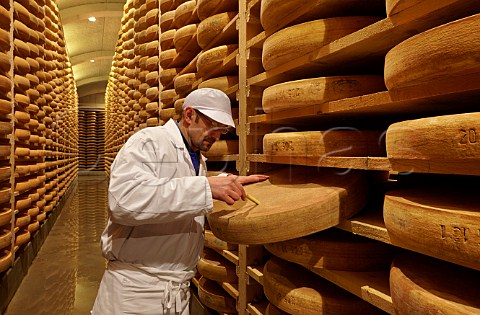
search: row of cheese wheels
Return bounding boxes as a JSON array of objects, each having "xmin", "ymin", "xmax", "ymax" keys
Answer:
[{"xmin": 259, "ymin": 2, "xmax": 478, "ymax": 108}]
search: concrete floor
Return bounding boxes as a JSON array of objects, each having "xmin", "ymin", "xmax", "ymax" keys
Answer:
[{"xmin": 4, "ymin": 174, "xmax": 108, "ymax": 315}]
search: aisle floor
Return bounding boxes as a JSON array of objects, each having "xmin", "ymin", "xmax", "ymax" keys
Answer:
[{"xmin": 4, "ymin": 174, "xmax": 108, "ymax": 315}]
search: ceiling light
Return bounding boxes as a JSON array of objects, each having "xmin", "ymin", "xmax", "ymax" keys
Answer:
[
  {"xmin": 90, "ymin": 59, "xmax": 95, "ymax": 63},
  {"xmin": 88, "ymin": 17, "xmax": 96, "ymax": 22}
]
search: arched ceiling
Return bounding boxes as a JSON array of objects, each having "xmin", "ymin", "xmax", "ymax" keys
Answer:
[{"xmin": 58, "ymin": 0, "xmax": 126, "ymax": 109}]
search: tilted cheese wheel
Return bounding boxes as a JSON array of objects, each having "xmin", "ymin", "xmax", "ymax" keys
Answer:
[
  {"xmin": 386, "ymin": 112, "xmax": 480, "ymax": 175},
  {"xmin": 160, "ymin": 10, "xmax": 175, "ymax": 32},
  {"xmin": 264, "ymin": 257, "xmax": 384, "ymax": 315},
  {"xmin": 390, "ymin": 252, "xmax": 480, "ymax": 315},
  {"xmin": 203, "ymin": 140, "xmax": 238, "ymax": 157},
  {"xmin": 198, "ymin": 277, "xmax": 236, "ymax": 313},
  {"xmin": 263, "ymin": 130, "xmax": 385, "ymax": 158},
  {"xmin": 265, "ymin": 228, "xmax": 393, "ymax": 271},
  {"xmin": 384, "ymin": 186, "xmax": 480, "ymax": 271},
  {"xmin": 197, "ymin": 248, "xmax": 237, "ymax": 283},
  {"xmin": 160, "ymin": 0, "xmax": 174, "ymax": 12},
  {"xmin": 197, "ymin": 0, "xmax": 237, "ymax": 21},
  {"xmin": 198, "ymin": 76, "xmax": 238, "ymax": 94},
  {"xmin": 0, "ymin": 52, "xmax": 9, "ymax": 72},
  {"xmin": 263, "ymin": 16, "xmax": 380, "ymax": 71},
  {"xmin": 197, "ymin": 44, "xmax": 238, "ymax": 77},
  {"xmin": 260, "ymin": 0, "xmax": 384, "ymax": 32},
  {"xmin": 204, "ymin": 229, "xmax": 238, "ymax": 251},
  {"xmin": 159, "ymin": 49, "xmax": 177, "ymax": 68},
  {"xmin": 384, "ymin": 14, "xmax": 480, "ymax": 95},
  {"xmin": 159, "ymin": 108, "xmax": 177, "ymax": 121},
  {"xmin": 174, "ymin": 24, "xmax": 201, "ymax": 55},
  {"xmin": 208, "ymin": 166, "xmax": 368, "ymax": 244},
  {"xmin": 174, "ymin": 72, "xmax": 200, "ymax": 96},
  {"xmin": 174, "ymin": 0, "xmax": 199, "ymax": 29},
  {"xmin": 160, "ymin": 89, "xmax": 178, "ymax": 108},
  {"xmin": 160, "ymin": 68, "xmax": 182, "ymax": 86},
  {"xmin": 197, "ymin": 12, "xmax": 237, "ymax": 48}
]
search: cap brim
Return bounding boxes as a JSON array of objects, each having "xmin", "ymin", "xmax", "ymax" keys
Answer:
[{"xmin": 197, "ymin": 108, "xmax": 235, "ymax": 127}]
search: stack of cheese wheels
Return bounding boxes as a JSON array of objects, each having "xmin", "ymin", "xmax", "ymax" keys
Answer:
[
  {"xmin": 384, "ymin": 185, "xmax": 480, "ymax": 271},
  {"xmin": 265, "ymin": 228, "xmax": 394, "ymax": 271},
  {"xmin": 390, "ymin": 252, "xmax": 480, "ymax": 314},
  {"xmin": 198, "ymin": 276, "xmax": 237, "ymax": 313},
  {"xmin": 135, "ymin": 0, "xmax": 159, "ymax": 127},
  {"xmin": 384, "ymin": 14, "xmax": 480, "ymax": 99},
  {"xmin": 262, "ymin": 16, "xmax": 380, "ymax": 71},
  {"xmin": 171, "ymin": 0, "xmax": 202, "ymax": 107},
  {"xmin": 196, "ymin": 0, "xmax": 238, "ymax": 83},
  {"xmin": 262, "ymin": 76, "xmax": 386, "ymax": 113},
  {"xmin": 207, "ymin": 166, "xmax": 368, "ymax": 244},
  {"xmin": 386, "ymin": 112, "xmax": 480, "ymax": 175},
  {"xmin": 260, "ymin": 0, "xmax": 385, "ymax": 34},
  {"xmin": 198, "ymin": 248, "xmax": 237, "ymax": 283},
  {"xmin": 263, "ymin": 256, "xmax": 385, "ymax": 314},
  {"xmin": 263, "ymin": 130, "xmax": 385, "ymax": 162},
  {"xmin": 203, "ymin": 140, "xmax": 239, "ymax": 157}
]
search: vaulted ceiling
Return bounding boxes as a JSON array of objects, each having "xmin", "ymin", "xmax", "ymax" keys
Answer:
[{"xmin": 58, "ymin": 0, "xmax": 126, "ymax": 109}]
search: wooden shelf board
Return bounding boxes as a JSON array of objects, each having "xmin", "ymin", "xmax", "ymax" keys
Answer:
[
  {"xmin": 247, "ymin": 264, "xmax": 264, "ymax": 286},
  {"xmin": 336, "ymin": 208, "xmax": 391, "ymax": 245},
  {"xmin": 212, "ymin": 248, "xmax": 239, "ymax": 266},
  {"xmin": 308, "ymin": 267, "xmax": 393, "ymax": 314},
  {"xmin": 247, "ymin": 154, "xmax": 390, "ymax": 172},
  {"xmin": 221, "ymin": 282, "xmax": 239, "ymax": 300},
  {"xmin": 246, "ymin": 301, "xmax": 268, "ymax": 315},
  {"xmin": 248, "ymin": 0, "xmax": 480, "ymax": 87},
  {"xmin": 206, "ymin": 154, "xmax": 239, "ymax": 162}
]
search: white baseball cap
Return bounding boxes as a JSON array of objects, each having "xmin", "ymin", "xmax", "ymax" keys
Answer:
[{"xmin": 183, "ymin": 88, "xmax": 235, "ymax": 127}]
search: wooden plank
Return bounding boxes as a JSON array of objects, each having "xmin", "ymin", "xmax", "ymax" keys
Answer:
[
  {"xmin": 246, "ymin": 265, "xmax": 264, "ymax": 286},
  {"xmin": 247, "ymin": 301, "xmax": 268, "ymax": 315},
  {"xmin": 248, "ymin": 0, "xmax": 480, "ymax": 87},
  {"xmin": 308, "ymin": 267, "xmax": 394, "ymax": 315},
  {"xmin": 221, "ymin": 282, "xmax": 239, "ymax": 300},
  {"xmin": 205, "ymin": 154, "xmax": 239, "ymax": 162},
  {"xmin": 336, "ymin": 208, "xmax": 391, "ymax": 245}
]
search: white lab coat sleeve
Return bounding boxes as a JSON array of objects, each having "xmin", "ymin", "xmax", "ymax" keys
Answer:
[{"xmin": 108, "ymin": 133, "xmax": 213, "ymax": 226}]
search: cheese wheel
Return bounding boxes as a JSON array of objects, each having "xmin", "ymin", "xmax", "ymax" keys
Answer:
[
  {"xmin": 386, "ymin": 112, "xmax": 480, "ymax": 175},
  {"xmin": 264, "ymin": 257, "xmax": 384, "ymax": 315},
  {"xmin": 205, "ymin": 229, "xmax": 238, "ymax": 251},
  {"xmin": 197, "ymin": 0, "xmax": 237, "ymax": 21},
  {"xmin": 197, "ymin": 44, "xmax": 238, "ymax": 77},
  {"xmin": 385, "ymin": 0, "xmax": 416, "ymax": 17},
  {"xmin": 174, "ymin": 24, "xmax": 201, "ymax": 54},
  {"xmin": 207, "ymin": 166, "xmax": 368, "ymax": 244},
  {"xmin": 145, "ymin": 8, "xmax": 159, "ymax": 26},
  {"xmin": 384, "ymin": 14, "xmax": 480, "ymax": 95},
  {"xmin": 174, "ymin": 98, "xmax": 185, "ymax": 114},
  {"xmin": 384, "ymin": 186, "xmax": 480, "ymax": 271},
  {"xmin": 198, "ymin": 248, "xmax": 237, "ymax": 283},
  {"xmin": 198, "ymin": 277, "xmax": 237, "ymax": 313},
  {"xmin": 263, "ymin": 16, "xmax": 380, "ymax": 71},
  {"xmin": 160, "ymin": 89, "xmax": 178, "ymax": 108},
  {"xmin": 160, "ymin": 68, "xmax": 182, "ymax": 86},
  {"xmin": 174, "ymin": 72, "xmax": 200, "ymax": 96},
  {"xmin": 144, "ymin": 24, "xmax": 159, "ymax": 43},
  {"xmin": 145, "ymin": 40, "xmax": 159, "ymax": 56},
  {"xmin": 260, "ymin": 0, "xmax": 384, "ymax": 32},
  {"xmin": 160, "ymin": 49, "xmax": 177, "ymax": 68},
  {"xmin": 159, "ymin": 108, "xmax": 177, "ymax": 121},
  {"xmin": 203, "ymin": 140, "xmax": 238, "ymax": 157},
  {"xmin": 174, "ymin": 1, "xmax": 199, "ymax": 29},
  {"xmin": 264, "ymin": 129, "xmax": 385, "ymax": 158},
  {"xmin": 160, "ymin": 10, "xmax": 175, "ymax": 32},
  {"xmin": 0, "ymin": 52, "xmax": 9, "ymax": 73},
  {"xmin": 160, "ymin": 0, "xmax": 174, "ymax": 12},
  {"xmin": 198, "ymin": 76, "xmax": 238, "ymax": 94},
  {"xmin": 0, "ymin": 188, "xmax": 11, "ymax": 204},
  {"xmin": 390, "ymin": 252, "xmax": 480, "ymax": 315},
  {"xmin": 145, "ymin": 71, "xmax": 159, "ymax": 86},
  {"xmin": 265, "ymin": 228, "xmax": 393, "ymax": 271},
  {"xmin": 0, "ymin": 75, "xmax": 11, "ymax": 94},
  {"xmin": 197, "ymin": 12, "xmax": 237, "ymax": 48}
]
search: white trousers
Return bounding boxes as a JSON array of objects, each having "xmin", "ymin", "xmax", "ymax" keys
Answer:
[{"xmin": 92, "ymin": 262, "xmax": 190, "ymax": 315}]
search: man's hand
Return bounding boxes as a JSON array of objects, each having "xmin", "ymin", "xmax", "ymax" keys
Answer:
[{"xmin": 207, "ymin": 174, "xmax": 269, "ymax": 205}]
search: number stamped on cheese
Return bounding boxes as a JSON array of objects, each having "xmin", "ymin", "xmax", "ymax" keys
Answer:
[
  {"xmin": 459, "ymin": 128, "xmax": 477, "ymax": 144},
  {"xmin": 440, "ymin": 224, "xmax": 479, "ymax": 244}
]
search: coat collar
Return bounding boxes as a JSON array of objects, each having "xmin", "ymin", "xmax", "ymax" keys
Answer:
[{"xmin": 164, "ymin": 119, "xmax": 207, "ymax": 163}]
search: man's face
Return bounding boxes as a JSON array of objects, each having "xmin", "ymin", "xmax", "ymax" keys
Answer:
[{"xmin": 188, "ymin": 109, "xmax": 229, "ymax": 152}]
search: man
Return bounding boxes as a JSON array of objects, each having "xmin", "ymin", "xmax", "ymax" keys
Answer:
[{"xmin": 92, "ymin": 88, "xmax": 268, "ymax": 314}]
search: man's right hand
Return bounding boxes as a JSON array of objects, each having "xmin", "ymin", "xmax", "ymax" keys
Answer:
[{"xmin": 207, "ymin": 175, "xmax": 247, "ymax": 205}]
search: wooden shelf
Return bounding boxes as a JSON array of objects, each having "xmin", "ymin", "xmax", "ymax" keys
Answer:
[
  {"xmin": 221, "ymin": 282, "xmax": 239, "ymax": 300},
  {"xmin": 246, "ymin": 301, "xmax": 268, "ymax": 315},
  {"xmin": 336, "ymin": 208, "xmax": 391, "ymax": 245},
  {"xmin": 247, "ymin": 264, "xmax": 264, "ymax": 286},
  {"xmin": 247, "ymin": 0, "xmax": 480, "ymax": 88},
  {"xmin": 248, "ymin": 154, "xmax": 391, "ymax": 172},
  {"xmin": 206, "ymin": 154, "xmax": 239, "ymax": 162},
  {"xmin": 308, "ymin": 267, "xmax": 393, "ymax": 314},
  {"xmin": 212, "ymin": 248, "xmax": 239, "ymax": 266}
]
